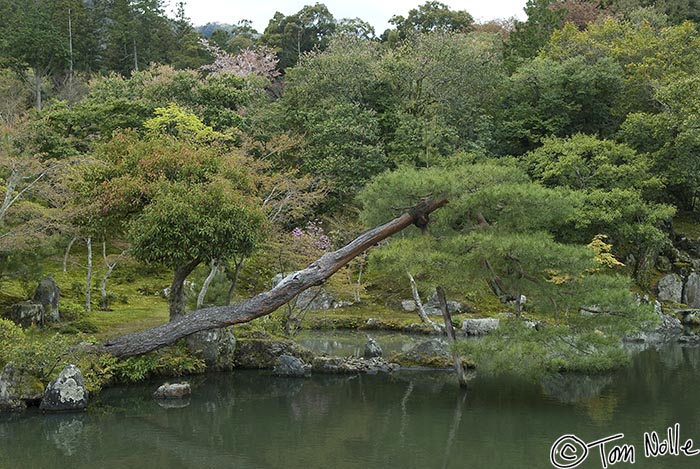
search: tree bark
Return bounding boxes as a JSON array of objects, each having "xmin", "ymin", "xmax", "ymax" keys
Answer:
[
  {"xmin": 100, "ymin": 242, "xmax": 126, "ymax": 310},
  {"xmin": 102, "ymin": 198, "xmax": 448, "ymax": 358},
  {"xmin": 436, "ymin": 286, "xmax": 468, "ymax": 388},
  {"xmin": 63, "ymin": 236, "xmax": 77, "ymax": 273},
  {"xmin": 85, "ymin": 237, "xmax": 92, "ymax": 312},
  {"xmin": 407, "ymin": 270, "xmax": 442, "ymax": 333},
  {"xmin": 225, "ymin": 256, "xmax": 245, "ymax": 305},
  {"xmin": 169, "ymin": 259, "xmax": 201, "ymax": 322},
  {"xmin": 197, "ymin": 259, "xmax": 219, "ymax": 309}
]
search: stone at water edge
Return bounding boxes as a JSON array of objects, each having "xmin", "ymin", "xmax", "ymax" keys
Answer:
[
  {"xmin": 0, "ymin": 363, "xmax": 45, "ymax": 412},
  {"xmin": 272, "ymin": 355, "xmax": 311, "ymax": 377},
  {"xmin": 40, "ymin": 365, "xmax": 89, "ymax": 412},
  {"xmin": 186, "ymin": 326, "xmax": 236, "ymax": 371},
  {"xmin": 364, "ymin": 337, "xmax": 383, "ymax": 358},
  {"xmin": 153, "ymin": 382, "xmax": 192, "ymax": 399}
]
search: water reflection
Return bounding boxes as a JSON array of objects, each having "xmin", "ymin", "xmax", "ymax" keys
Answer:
[{"xmin": 2, "ymin": 345, "xmax": 700, "ymax": 468}]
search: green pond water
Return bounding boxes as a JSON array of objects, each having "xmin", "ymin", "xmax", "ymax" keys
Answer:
[{"xmin": 2, "ymin": 339, "xmax": 700, "ymax": 469}]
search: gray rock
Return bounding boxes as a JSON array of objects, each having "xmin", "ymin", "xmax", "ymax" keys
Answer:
[
  {"xmin": 5, "ymin": 302, "xmax": 45, "ymax": 328},
  {"xmin": 33, "ymin": 277, "xmax": 60, "ymax": 322},
  {"xmin": 461, "ymin": 318, "xmax": 500, "ymax": 336},
  {"xmin": 311, "ymin": 356, "xmax": 399, "ymax": 374},
  {"xmin": 0, "ymin": 363, "xmax": 44, "ymax": 412},
  {"xmin": 233, "ymin": 339, "xmax": 315, "ymax": 369},
  {"xmin": 272, "ymin": 355, "xmax": 311, "ymax": 377},
  {"xmin": 364, "ymin": 338, "xmax": 382, "ymax": 358},
  {"xmin": 684, "ymin": 272, "xmax": 700, "ymax": 307},
  {"xmin": 390, "ymin": 339, "xmax": 451, "ymax": 368},
  {"xmin": 692, "ymin": 259, "xmax": 700, "ymax": 271},
  {"xmin": 401, "ymin": 300, "xmax": 417, "ymax": 312},
  {"xmin": 153, "ymin": 382, "xmax": 191, "ymax": 399},
  {"xmin": 186, "ymin": 326, "xmax": 236, "ymax": 371},
  {"xmin": 678, "ymin": 309, "xmax": 700, "ymax": 326},
  {"xmin": 678, "ymin": 335, "xmax": 700, "ymax": 346},
  {"xmin": 40, "ymin": 365, "xmax": 88, "ymax": 412},
  {"xmin": 658, "ymin": 274, "xmax": 683, "ymax": 303}
]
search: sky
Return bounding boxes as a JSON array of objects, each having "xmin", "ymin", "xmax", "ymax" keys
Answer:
[{"xmin": 168, "ymin": 1, "xmax": 528, "ymax": 33}]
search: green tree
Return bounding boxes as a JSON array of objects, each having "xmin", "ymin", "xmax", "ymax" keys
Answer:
[
  {"xmin": 130, "ymin": 179, "xmax": 264, "ymax": 320},
  {"xmin": 261, "ymin": 3, "xmax": 336, "ymax": 70},
  {"xmin": 385, "ymin": 1, "xmax": 473, "ymax": 43}
]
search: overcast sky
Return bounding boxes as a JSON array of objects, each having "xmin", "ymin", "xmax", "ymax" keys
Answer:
[{"xmin": 169, "ymin": 1, "xmax": 527, "ymax": 33}]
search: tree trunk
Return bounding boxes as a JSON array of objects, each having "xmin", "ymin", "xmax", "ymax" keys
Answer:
[
  {"xmin": 63, "ymin": 236, "xmax": 77, "ymax": 273},
  {"xmin": 436, "ymin": 286, "xmax": 468, "ymax": 388},
  {"xmin": 197, "ymin": 259, "xmax": 218, "ymax": 309},
  {"xmin": 225, "ymin": 256, "xmax": 245, "ymax": 305},
  {"xmin": 100, "ymin": 242, "xmax": 126, "ymax": 310},
  {"xmin": 169, "ymin": 259, "xmax": 201, "ymax": 321},
  {"xmin": 101, "ymin": 198, "xmax": 448, "ymax": 358},
  {"xmin": 85, "ymin": 237, "xmax": 92, "ymax": 312},
  {"xmin": 407, "ymin": 270, "xmax": 442, "ymax": 332},
  {"xmin": 35, "ymin": 71, "xmax": 42, "ymax": 111}
]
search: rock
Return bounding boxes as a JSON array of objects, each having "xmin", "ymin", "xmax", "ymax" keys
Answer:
[
  {"xmin": 656, "ymin": 255, "xmax": 673, "ymax": 272},
  {"xmin": 461, "ymin": 318, "xmax": 500, "ymax": 336},
  {"xmin": 658, "ymin": 274, "xmax": 683, "ymax": 303},
  {"xmin": 692, "ymin": 259, "xmax": 700, "ymax": 272},
  {"xmin": 390, "ymin": 339, "xmax": 451, "ymax": 368},
  {"xmin": 296, "ymin": 287, "xmax": 336, "ymax": 311},
  {"xmin": 5, "ymin": 302, "xmax": 45, "ymax": 328},
  {"xmin": 33, "ymin": 277, "xmax": 60, "ymax": 322},
  {"xmin": 233, "ymin": 339, "xmax": 315, "ymax": 369},
  {"xmin": 401, "ymin": 300, "xmax": 416, "ymax": 312},
  {"xmin": 678, "ymin": 309, "xmax": 700, "ymax": 326},
  {"xmin": 40, "ymin": 365, "xmax": 88, "ymax": 412},
  {"xmin": 311, "ymin": 356, "xmax": 399, "ymax": 374},
  {"xmin": 683, "ymin": 272, "xmax": 700, "ymax": 307},
  {"xmin": 153, "ymin": 382, "xmax": 191, "ymax": 399},
  {"xmin": 186, "ymin": 326, "xmax": 236, "ymax": 371},
  {"xmin": 1, "ymin": 363, "xmax": 44, "ymax": 412},
  {"xmin": 678, "ymin": 335, "xmax": 700, "ymax": 346},
  {"xmin": 364, "ymin": 338, "xmax": 382, "ymax": 358},
  {"xmin": 272, "ymin": 355, "xmax": 311, "ymax": 377}
]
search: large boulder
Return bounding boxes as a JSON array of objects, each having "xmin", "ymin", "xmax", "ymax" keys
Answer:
[
  {"xmin": 5, "ymin": 302, "xmax": 45, "ymax": 328},
  {"xmin": 658, "ymin": 274, "xmax": 683, "ymax": 303},
  {"xmin": 186, "ymin": 326, "xmax": 236, "ymax": 371},
  {"xmin": 153, "ymin": 382, "xmax": 191, "ymax": 399},
  {"xmin": 272, "ymin": 355, "xmax": 311, "ymax": 377},
  {"xmin": 0, "ymin": 363, "xmax": 44, "ymax": 412},
  {"xmin": 461, "ymin": 318, "xmax": 500, "ymax": 336},
  {"xmin": 33, "ymin": 277, "xmax": 60, "ymax": 322},
  {"xmin": 40, "ymin": 365, "xmax": 88, "ymax": 412},
  {"xmin": 683, "ymin": 272, "xmax": 700, "ymax": 308},
  {"xmin": 234, "ymin": 339, "xmax": 315, "ymax": 369},
  {"xmin": 390, "ymin": 339, "xmax": 451, "ymax": 368}
]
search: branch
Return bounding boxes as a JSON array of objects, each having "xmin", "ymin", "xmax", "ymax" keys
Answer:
[{"xmin": 101, "ymin": 198, "xmax": 449, "ymax": 358}]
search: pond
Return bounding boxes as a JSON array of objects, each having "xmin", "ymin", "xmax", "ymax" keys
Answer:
[{"xmin": 2, "ymin": 341, "xmax": 700, "ymax": 469}]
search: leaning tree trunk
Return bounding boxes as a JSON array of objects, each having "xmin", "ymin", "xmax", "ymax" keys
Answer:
[
  {"xmin": 169, "ymin": 259, "xmax": 201, "ymax": 321},
  {"xmin": 101, "ymin": 198, "xmax": 448, "ymax": 358}
]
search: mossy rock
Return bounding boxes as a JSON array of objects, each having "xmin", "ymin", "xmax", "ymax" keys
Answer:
[
  {"xmin": 233, "ymin": 339, "xmax": 316, "ymax": 369},
  {"xmin": 389, "ymin": 339, "xmax": 452, "ymax": 368}
]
